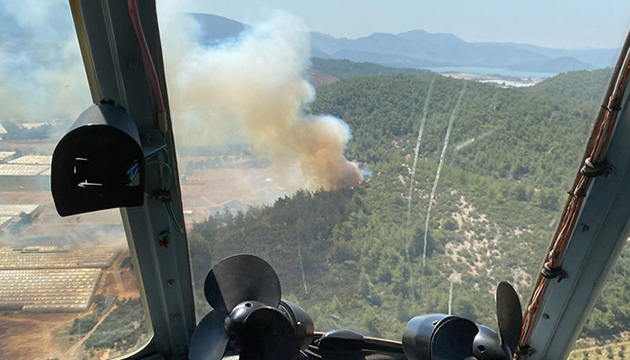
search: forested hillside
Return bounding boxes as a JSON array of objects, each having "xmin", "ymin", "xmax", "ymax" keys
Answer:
[
  {"xmin": 187, "ymin": 69, "xmax": 630, "ymax": 342},
  {"xmin": 311, "ymin": 58, "xmax": 433, "ymax": 79},
  {"xmin": 525, "ymin": 67, "xmax": 613, "ymax": 102}
]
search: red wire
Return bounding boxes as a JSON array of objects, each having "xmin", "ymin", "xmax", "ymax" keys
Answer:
[{"xmin": 127, "ymin": 0, "xmax": 166, "ymax": 114}]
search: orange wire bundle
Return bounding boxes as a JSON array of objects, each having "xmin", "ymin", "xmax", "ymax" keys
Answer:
[{"xmin": 516, "ymin": 29, "xmax": 630, "ymax": 358}]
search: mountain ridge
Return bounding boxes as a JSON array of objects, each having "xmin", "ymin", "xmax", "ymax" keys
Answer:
[{"xmin": 189, "ymin": 13, "xmax": 619, "ymax": 74}]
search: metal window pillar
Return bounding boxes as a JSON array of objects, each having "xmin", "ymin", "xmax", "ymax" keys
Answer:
[
  {"xmin": 69, "ymin": 1, "xmax": 195, "ymax": 358},
  {"xmin": 526, "ymin": 83, "xmax": 630, "ymax": 358}
]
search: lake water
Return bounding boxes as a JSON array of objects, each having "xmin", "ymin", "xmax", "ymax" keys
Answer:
[{"xmin": 419, "ymin": 66, "xmax": 558, "ymax": 79}]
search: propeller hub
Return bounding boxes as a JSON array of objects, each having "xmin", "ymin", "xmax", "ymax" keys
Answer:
[
  {"xmin": 228, "ymin": 301, "xmax": 267, "ymax": 349},
  {"xmin": 473, "ymin": 326, "xmax": 511, "ymax": 360},
  {"xmin": 190, "ymin": 255, "xmax": 306, "ymax": 360}
]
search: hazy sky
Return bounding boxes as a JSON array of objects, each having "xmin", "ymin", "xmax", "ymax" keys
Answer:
[{"xmin": 174, "ymin": 0, "xmax": 630, "ymax": 49}]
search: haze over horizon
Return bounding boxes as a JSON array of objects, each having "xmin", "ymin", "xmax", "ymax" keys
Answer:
[{"xmin": 167, "ymin": 0, "xmax": 630, "ymax": 50}]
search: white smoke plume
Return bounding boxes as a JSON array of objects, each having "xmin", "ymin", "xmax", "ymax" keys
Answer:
[
  {"xmin": 0, "ymin": 0, "xmax": 90, "ymax": 122},
  {"xmin": 0, "ymin": 0, "xmax": 92, "ymax": 201},
  {"xmin": 0, "ymin": 0, "xmax": 125, "ymax": 247},
  {"xmin": 159, "ymin": 10, "xmax": 363, "ymax": 190}
]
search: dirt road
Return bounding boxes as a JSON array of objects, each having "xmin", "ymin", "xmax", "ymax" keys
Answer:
[{"xmin": 65, "ymin": 305, "xmax": 117, "ymax": 360}]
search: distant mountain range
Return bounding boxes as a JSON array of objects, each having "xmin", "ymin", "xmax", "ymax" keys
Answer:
[{"xmin": 189, "ymin": 13, "xmax": 620, "ymax": 74}]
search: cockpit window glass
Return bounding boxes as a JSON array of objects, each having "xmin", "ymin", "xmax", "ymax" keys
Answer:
[
  {"xmin": 0, "ymin": 1, "xmax": 151, "ymax": 359},
  {"xmin": 157, "ymin": 0, "xmax": 630, "ymax": 343},
  {"xmin": 570, "ymin": 243, "xmax": 630, "ymax": 357}
]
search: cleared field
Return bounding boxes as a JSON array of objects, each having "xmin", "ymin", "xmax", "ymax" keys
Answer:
[
  {"xmin": 21, "ymin": 123, "xmax": 54, "ymax": 130},
  {"xmin": 0, "ymin": 204, "xmax": 40, "ymax": 216},
  {"xmin": 0, "ymin": 246, "xmax": 119, "ymax": 269},
  {"xmin": 179, "ymin": 161, "xmax": 293, "ymax": 224},
  {"xmin": 570, "ymin": 341, "xmax": 630, "ymax": 359},
  {"xmin": 0, "ymin": 139, "xmax": 57, "ymax": 154},
  {"xmin": 0, "ymin": 144, "xmax": 145, "ymax": 358},
  {"xmin": 0, "ymin": 312, "xmax": 76, "ymax": 360},
  {"xmin": 0, "ymin": 164, "xmax": 49, "ymax": 176},
  {"xmin": 0, "ymin": 217, "xmax": 12, "ymax": 227},
  {"xmin": 8, "ymin": 155, "xmax": 52, "ymax": 165},
  {"xmin": 0, "ymin": 251, "xmax": 143, "ymax": 360},
  {"xmin": 0, "ymin": 151, "xmax": 15, "ymax": 162},
  {"xmin": 0, "ymin": 190, "xmax": 51, "ymax": 204},
  {"xmin": 0, "ymin": 246, "xmax": 120, "ymax": 311},
  {"xmin": 0, "ymin": 268, "xmax": 101, "ymax": 312}
]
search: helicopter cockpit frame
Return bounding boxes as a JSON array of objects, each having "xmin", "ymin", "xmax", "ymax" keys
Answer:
[{"xmin": 59, "ymin": 1, "xmax": 630, "ymax": 359}]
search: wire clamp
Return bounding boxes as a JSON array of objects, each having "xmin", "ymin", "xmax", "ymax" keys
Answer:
[
  {"xmin": 153, "ymin": 189, "xmax": 173, "ymax": 203},
  {"xmin": 158, "ymin": 232, "xmax": 171, "ymax": 249},
  {"xmin": 515, "ymin": 345, "xmax": 536, "ymax": 358},
  {"xmin": 601, "ymin": 103, "xmax": 622, "ymax": 112},
  {"xmin": 541, "ymin": 263, "xmax": 568, "ymax": 282},
  {"xmin": 581, "ymin": 157, "xmax": 614, "ymax": 178}
]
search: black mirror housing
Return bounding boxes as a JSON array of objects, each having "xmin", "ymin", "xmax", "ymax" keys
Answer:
[{"xmin": 51, "ymin": 104, "xmax": 146, "ymax": 216}]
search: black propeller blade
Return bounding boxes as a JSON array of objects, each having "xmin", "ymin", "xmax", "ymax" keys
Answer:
[
  {"xmin": 496, "ymin": 281, "xmax": 523, "ymax": 355},
  {"xmin": 472, "ymin": 281, "xmax": 523, "ymax": 359},
  {"xmin": 204, "ymin": 254, "xmax": 281, "ymax": 314},
  {"xmin": 190, "ymin": 254, "xmax": 313, "ymax": 360},
  {"xmin": 189, "ymin": 310, "xmax": 229, "ymax": 360}
]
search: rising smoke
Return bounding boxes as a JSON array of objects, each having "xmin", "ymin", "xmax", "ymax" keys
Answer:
[
  {"xmin": 0, "ymin": 1, "xmax": 363, "ymax": 191},
  {"xmin": 0, "ymin": 0, "xmax": 91, "ymax": 122},
  {"xmin": 160, "ymin": 10, "xmax": 363, "ymax": 190},
  {"xmin": 0, "ymin": 0, "xmax": 126, "ymax": 247}
]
